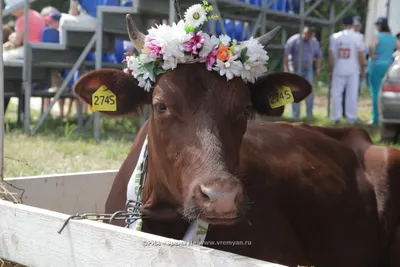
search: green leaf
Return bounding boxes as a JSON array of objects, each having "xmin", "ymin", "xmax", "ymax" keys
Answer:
[
  {"xmin": 240, "ymin": 47, "xmax": 249, "ymax": 63},
  {"xmin": 185, "ymin": 24, "xmax": 196, "ymax": 33},
  {"xmin": 142, "ymin": 62, "xmax": 156, "ymax": 73},
  {"xmin": 229, "ymin": 44, "xmax": 235, "ymax": 53},
  {"xmin": 155, "ymin": 67, "xmax": 167, "ymax": 76}
]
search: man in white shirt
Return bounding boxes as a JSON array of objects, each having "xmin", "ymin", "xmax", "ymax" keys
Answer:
[
  {"xmin": 329, "ymin": 16, "xmax": 366, "ymax": 124},
  {"xmin": 341, "ymin": 16, "xmax": 367, "ymax": 118}
]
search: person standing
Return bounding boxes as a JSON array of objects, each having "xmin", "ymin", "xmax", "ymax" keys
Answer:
[
  {"xmin": 329, "ymin": 16, "xmax": 366, "ymax": 124},
  {"xmin": 284, "ymin": 26, "xmax": 322, "ymax": 120},
  {"xmin": 367, "ymin": 17, "xmax": 399, "ymax": 125},
  {"xmin": 342, "ymin": 16, "xmax": 367, "ymax": 118}
]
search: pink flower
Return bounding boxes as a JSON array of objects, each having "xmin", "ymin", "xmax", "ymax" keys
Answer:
[
  {"xmin": 123, "ymin": 68, "xmax": 132, "ymax": 75},
  {"xmin": 145, "ymin": 36, "xmax": 162, "ymax": 59},
  {"xmin": 200, "ymin": 47, "xmax": 218, "ymax": 71},
  {"xmin": 184, "ymin": 31, "xmax": 205, "ymax": 55}
]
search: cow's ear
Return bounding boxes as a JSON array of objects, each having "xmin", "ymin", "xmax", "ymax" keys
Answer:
[
  {"xmin": 73, "ymin": 68, "xmax": 152, "ymax": 116},
  {"xmin": 249, "ymin": 72, "xmax": 312, "ymax": 116}
]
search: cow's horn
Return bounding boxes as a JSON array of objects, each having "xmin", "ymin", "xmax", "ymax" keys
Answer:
[
  {"xmin": 126, "ymin": 14, "xmax": 145, "ymax": 52},
  {"xmin": 256, "ymin": 26, "xmax": 282, "ymax": 46}
]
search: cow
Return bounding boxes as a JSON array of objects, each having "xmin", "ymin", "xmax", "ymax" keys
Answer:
[{"xmin": 72, "ymin": 15, "xmax": 400, "ymax": 267}]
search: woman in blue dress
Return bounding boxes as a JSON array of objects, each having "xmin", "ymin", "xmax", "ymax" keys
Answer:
[{"xmin": 367, "ymin": 17, "xmax": 399, "ymax": 125}]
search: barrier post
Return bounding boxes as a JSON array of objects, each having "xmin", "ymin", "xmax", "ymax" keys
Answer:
[{"xmin": 0, "ymin": 0, "xmax": 4, "ymax": 180}]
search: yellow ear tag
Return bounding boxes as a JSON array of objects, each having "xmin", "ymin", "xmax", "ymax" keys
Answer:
[
  {"xmin": 91, "ymin": 85, "xmax": 117, "ymax": 111},
  {"xmin": 268, "ymin": 85, "xmax": 294, "ymax": 109}
]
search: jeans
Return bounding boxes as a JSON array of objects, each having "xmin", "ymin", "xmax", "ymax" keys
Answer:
[
  {"xmin": 287, "ymin": 0, "xmax": 300, "ymax": 13},
  {"xmin": 368, "ymin": 61, "xmax": 391, "ymax": 124},
  {"xmin": 291, "ymin": 67, "xmax": 314, "ymax": 119}
]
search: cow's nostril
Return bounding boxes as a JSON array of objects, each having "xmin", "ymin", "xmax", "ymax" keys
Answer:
[{"xmin": 200, "ymin": 185, "xmax": 212, "ymax": 201}]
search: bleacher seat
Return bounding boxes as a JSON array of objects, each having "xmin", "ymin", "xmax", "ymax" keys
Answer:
[
  {"xmin": 114, "ymin": 39, "xmax": 125, "ymax": 64},
  {"xmin": 41, "ymin": 28, "xmax": 60, "ymax": 43},
  {"xmin": 249, "ymin": 0, "xmax": 261, "ymax": 6},
  {"xmin": 121, "ymin": 0, "xmax": 133, "ymax": 6}
]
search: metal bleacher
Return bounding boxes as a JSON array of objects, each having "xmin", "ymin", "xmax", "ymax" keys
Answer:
[{"xmin": 3, "ymin": 0, "xmax": 356, "ymax": 140}]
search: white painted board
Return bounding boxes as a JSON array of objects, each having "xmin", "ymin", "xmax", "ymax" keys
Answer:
[
  {"xmin": 0, "ymin": 200, "xmax": 286, "ymax": 267},
  {"xmin": 4, "ymin": 170, "xmax": 118, "ymax": 215}
]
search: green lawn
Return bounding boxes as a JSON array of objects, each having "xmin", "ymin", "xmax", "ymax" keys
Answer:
[
  {"xmin": 4, "ymin": 100, "xmax": 138, "ymax": 178},
  {"xmin": 2, "ymin": 85, "xmax": 396, "ymax": 178}
]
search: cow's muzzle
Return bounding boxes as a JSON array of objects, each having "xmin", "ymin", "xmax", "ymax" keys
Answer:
[{"xmin": 186, "ymin": 177, "xmax": 245, "ymax": 224}]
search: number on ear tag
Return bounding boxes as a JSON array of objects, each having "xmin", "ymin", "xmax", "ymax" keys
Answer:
[
  {"xmin": 91, "ymin": 85, "xmax": 117, "ymax": 111},
  {"xmin": 268, "ymin": 85, "xmax": 294, "ymax": 109}
]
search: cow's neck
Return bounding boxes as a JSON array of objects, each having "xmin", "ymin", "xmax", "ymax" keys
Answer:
[{"xmin": 126, "ymin": 135, "xmax": 210, "ymax": 244}]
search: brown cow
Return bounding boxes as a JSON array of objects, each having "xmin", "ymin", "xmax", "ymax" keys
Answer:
[{"xmin": 72, "ymin": 16, "xmax": 400, "ymax": 267}]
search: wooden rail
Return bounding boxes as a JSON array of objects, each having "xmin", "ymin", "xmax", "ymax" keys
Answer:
[{"xmin": 0, "ymin": 200, "xmax": 286, "ymax": 267}]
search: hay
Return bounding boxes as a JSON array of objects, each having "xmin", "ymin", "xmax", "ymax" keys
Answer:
[
  {"xmin": 0, "ymin": 182, "xmax": 25, "ymax": 267},
  {"xmin": 0, "ymin": 181, "xmax": 19, "ymax": 204},
  {"xmin": 0, "ymin": 258, "xmax": 27, "ymax": 267}
]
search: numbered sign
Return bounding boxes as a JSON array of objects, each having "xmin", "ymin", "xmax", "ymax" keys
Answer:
[
  {"xmin": 268, "ymin": 85, "xmax": 294, "ymax": 109},
  {"xmin": 338, "ymin": 48, "xmax": 351, "ymax": 59},
  {"xmin": 91, "ymin": 85, "xmax": 117, "ymax": 111}
]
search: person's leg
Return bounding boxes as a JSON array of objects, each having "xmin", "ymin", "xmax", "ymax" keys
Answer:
[
  {"xmin": 342, "ymin": 88, "xmax": 346, "ymax": 118},
  {"xmin": 3, "ymin": 46, "xmax": 24, "ymax": 61},
  {"xmin": 59, "ymin": 13, "xmax": 98, "ymax": 44},
  {"xmin": 304, "ymin": 68, "xmax": 314, "ymax": 118},
  {"xmin": 291, "ymin": 102, "xmax": 301, "ymax": 120},
  {"xmin": 369, "ymin": 63, "xmax": 389, "ymax": 124},
  {"xmin": 291, "ymin": 66, "xmax": 301, "ymax": 120},
  {"xmin": 330, "ymin": 74, "xmax": 346, "ymax": 122},
  {"xmin": 344, "ymin": 73, "xmax": 360, "ymax": 124},
  {"xmin": 58, "ymin": 99, "xmax": 64, "ymax": 117}
]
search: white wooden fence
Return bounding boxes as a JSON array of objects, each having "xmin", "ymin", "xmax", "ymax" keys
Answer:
[
  {"xmin": 0, "ymin": 171, "xmax": 287, "ymax": 267},
  {"xmin": 3, "ymin": 170, "xmax": 118, "ymax": 214}
]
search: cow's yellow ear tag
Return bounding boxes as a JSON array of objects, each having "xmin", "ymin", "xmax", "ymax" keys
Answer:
[
  {"xmin": 91, "ymin": 85, "xmax": 117, "ymax": 111},
  {"xmin": 268, "ymin": 85, "xmax": 294, "ymax": 109}
]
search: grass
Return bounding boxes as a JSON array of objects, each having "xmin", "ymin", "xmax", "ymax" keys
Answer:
[
  {"xmin": 2, "ymin": 84, "xmax": 397, "ymax": 178},
  {"xmin": 3, "ymin": 99, "xmax": 138, "ymax": 178}
]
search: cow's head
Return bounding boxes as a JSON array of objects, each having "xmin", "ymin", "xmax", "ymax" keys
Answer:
[{"xmin": 74, "ymin": 13, "xmax": 311, "ymax": 225}]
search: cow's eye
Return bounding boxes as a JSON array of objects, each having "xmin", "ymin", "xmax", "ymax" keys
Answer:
[{"xmin": 155, "ymin": 103, "xmax": 167, "ymax": 113}]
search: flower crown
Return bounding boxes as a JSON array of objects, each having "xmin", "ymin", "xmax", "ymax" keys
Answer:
[{"xmin": 123, "ymin": 1, "xmax": 270, "ymax": 92}]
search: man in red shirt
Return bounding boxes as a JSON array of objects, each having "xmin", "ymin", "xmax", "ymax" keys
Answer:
[{"xmin": 3, "ymin": 0, "xmax": 45, "ymax": 61}]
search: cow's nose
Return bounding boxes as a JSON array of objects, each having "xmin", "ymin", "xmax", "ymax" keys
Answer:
[{"xmin": 196, "ymin": 181, "xmax": 243, "ymax": 214}]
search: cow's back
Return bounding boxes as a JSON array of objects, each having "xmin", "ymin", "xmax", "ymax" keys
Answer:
[{"xmin": 229, "ymin": 121, "xmax": 381, "ymax": 266}]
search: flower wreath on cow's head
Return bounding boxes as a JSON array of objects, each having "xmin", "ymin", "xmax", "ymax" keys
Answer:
[{"xmin": 123, "ymin": 1, "xmax": 281, "ymax": 92}]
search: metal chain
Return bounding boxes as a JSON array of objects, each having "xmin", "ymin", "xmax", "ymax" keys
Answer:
[{"xmin": 58, "ymin": 145, "xmax": 149, "ymax": 234}]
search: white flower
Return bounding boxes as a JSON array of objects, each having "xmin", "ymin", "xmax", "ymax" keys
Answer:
[
  {"xmin": 139, "ymin": 53, "xmax": 154, "ymax": 64},
  {"xmin": 137, "ymin": 76, "xmax": 146, "ymax": 87},
  {"xmin": 162, "ymin": 56, "xmax": 179, "ymax": 70},
  {"xmin": 199, "ymin": 34, "xmax": 219, "ymax": 58},
  {"xmin": 219, "ymin": 34, "xmax": 231, "ymax": 46},
  {"xmin": 184, "ymin": 4, "xmax": 207, "ymax": 28},
  {"xmin": 231, "ymin": 40, "xmax": 243, "ymax": 55},
  {"xmin": 242, "ymin": 60, "xmax": 267, "ymax": 83},
  {"xmin": 213, "ymin": 56, "xmax": 243, "ymax": 80},
  {"xmin": 242, "ymin": 37, "xmax": 269, "ymax": 62},
  {"xmin": 147, "ymin": 20, "xmax": 191, "ymax": 64},
  {"xmin": 127, "ymin": 56, "xmax": 141, "ymax": 72},
  {"xmin": 240, "ymin": 61, "xmax": 254, "ymax": 83},
  {"xmin": 144, "ymin": 80, "xmax": 152, "ymax": 92}
]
